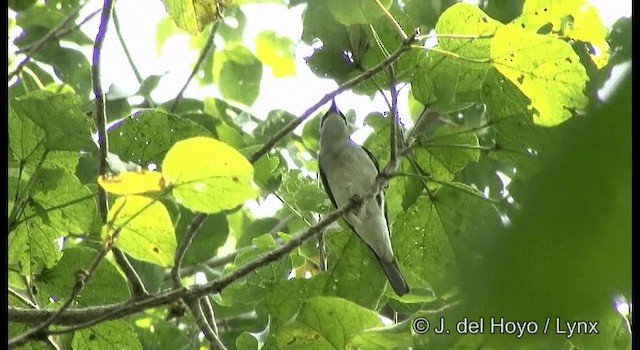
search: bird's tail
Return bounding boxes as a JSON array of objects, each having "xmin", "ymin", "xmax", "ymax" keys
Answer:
[{"xmin": 377, "ymin": 257, "xmax": 410, "ymax": 296}]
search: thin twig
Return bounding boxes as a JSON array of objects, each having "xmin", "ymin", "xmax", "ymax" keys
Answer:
[
  {"xmin": 373, "ymin": 0, "xmax": 407, "ymax": 41},
  {"xmin": 170, "ymin": 22, "xmax": 220, "ymax": 113},
  {"xmin": 8, "ymin": 288, "xmax": 37, "ymax": 309},
  {"xmin": 9, "ymin": 4, "xmax": 84, "ymax": 81},
  {"xmin": 416, "ymin": 33, "xmax": 495, "ymax": 41},
  {"xmin": 111, "ymin": 249, "xmax": 148, "ymax": 297},
  {"xmin": 112, "ymin": 10, "xmax": 142, "ymax": 83},
  {"xmin": 185, "ymin": 297, "xmax": 227, "ymax": 350},
  {"xmin": 171, "ymin": 214, "xmax": 208, "ymax": 287}
]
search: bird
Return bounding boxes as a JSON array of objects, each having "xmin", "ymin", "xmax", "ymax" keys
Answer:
[{"xmin": 318, "ymin": 100, "xmax": 410, "ymax": 296}]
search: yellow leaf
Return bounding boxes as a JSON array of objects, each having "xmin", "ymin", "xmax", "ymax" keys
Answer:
[
  {"xmin": 513, "ymin": 0, "xmax": 610, "ymax": 68},
  {"xmin": 490, "ymin": 24, "xmax": 588, "ymax": 126},
  {"xmin": 103, "ymin": 196, "xmax": 175, "ymax": 267},
  {"xmin": 162, "ymin": 136, "xmax": 256, "ymax": 214},
  {"xmin": 98, "ymin": 170, "xmax": 165, "ymax": 196}
]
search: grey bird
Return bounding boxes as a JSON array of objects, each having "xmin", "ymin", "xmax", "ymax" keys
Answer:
[{"xmin": 318, "ymin": 100, "xmax": 410, "ymax": 296}]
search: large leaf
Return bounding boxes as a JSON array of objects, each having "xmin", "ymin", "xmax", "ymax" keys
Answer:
[
  {"xmin": 513, "ymin": 0, "xmax": 609, "ymax": 68},
  {"xmin": 327, "ymin": 0, "xmax": 391, "ymax": 25},
  {"xmin": 30, "ymin": 168, "xmax": 97, "ymax": 234},
  {"xmin": 72, "ymin": 320, "xmax": 142, "ymax": 350},
  {"xmin": 490, "ymin": 24, "xmax": 589, "ymax": 126},
  {"xmin": 36, "ymin": 247, "xmax": 130, "ymax": 307},
  {"xmin": 213, "ymin": 45, "xmax": 263, "ymax": 106},
  {"xmin": 9, "ymin": 215, "xmax": 62, "ymax": 276},
  {"xmin": 108, "ymin": 110, "xmax": 212, "ymax": 168},
  {"xmin": 10, "ymin": 90, "xmax": 96, "ymax": 152},
  {"xmin": 276, "ymin": 296, "xmax": 382, "ymax": 349},
  {"xmin": 161, "ymin": 0, "xmax": 227, "ymax": 34},
  {"xmin": 435, "ymin": 3, "xmax": 502, "ymax": 61},
  {"xmin": 102, "ymin": 196, "xmax": 176, "ymax": 267},
  {"xmin": 220, "ymin": 234, "xmax": 292, "ymax": 306},
  {"xmin": 162, "ymin": 137, "xmax": 256, "ymax": 214},
  {"xmin": 321, "ymin": 229, "xmax": 387, "ymax": 308}
]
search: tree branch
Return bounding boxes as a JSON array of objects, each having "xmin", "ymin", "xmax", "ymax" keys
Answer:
[{"xmin": 171, "ymin": 214, "xmax": 207, "ymax": 286}]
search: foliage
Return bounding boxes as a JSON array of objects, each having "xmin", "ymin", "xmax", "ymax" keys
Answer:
[{"xmin": 8, "ymin": 0, "xmax": 630, "ymax": 349}]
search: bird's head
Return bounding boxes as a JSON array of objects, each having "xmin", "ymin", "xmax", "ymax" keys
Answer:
[{"xmin": 320, "ymin": 100, "xmax": 351, "ymax": 141}]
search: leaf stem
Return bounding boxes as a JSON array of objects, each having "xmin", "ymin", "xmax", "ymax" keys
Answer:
[
  {"xmin": 170, "ymin": 22, "xmax": 220, "ymax": 114},
  {"xmin": 374, "ymin": 0, "xmax": 407, "ymax": 41}
]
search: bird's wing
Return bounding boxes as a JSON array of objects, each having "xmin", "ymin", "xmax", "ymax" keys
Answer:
[
  {"xmin": 319, "ymin": 164, "xmax": 338, "ymax": 209},
  {"xmin": 360, "ymin": 145, "xmax": 390, "ymax": 226}
]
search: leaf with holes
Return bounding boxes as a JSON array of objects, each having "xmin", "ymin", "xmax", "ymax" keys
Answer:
[
  {"xmin": 102, "ymin": 196, "xmax": 175, "ymax": 267},
  {"xmin": 490, "ymin": 24, "xmax": 588, "ymax": 126},
  {"xmin": 512, "ymin": 0, "xmax": 609, "ymax": 68},
  {"xmin": 162, "ymin": 137, "xmax": 256, "ymax": 214}
]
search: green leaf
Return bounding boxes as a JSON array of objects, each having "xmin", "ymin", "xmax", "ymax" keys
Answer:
[
  {"xmin": 36, "ymin": 247, "xmax": 130, "ymax": 307},
  {"xmin": 134, "ymin": 317, "xmax": 191, "ymax": 350},
  {"xmin": 435, "ymin": 3, "xmax": 502, "ymax": 62},
  {"xmin": 108, "ymin": 110, "xmax": 212, "ymax": 168},
  {"xmin": 9, "ymin": 0, "xmax": 38, "ymax": 11},
  {"xmin": 220, "ymin": 234, "xmax": 292, "ymax": 305},
  {"xmin": 393, "ymin": 195, "xmax": 459, "ymax": 295},
  {"xmin": 411, "ymin": 51, "xmax": 488, "ymax": 112},
  {"xmin": 213, "ymin": 45, "xmax": 263, "ymax": 106},
  {"xmin": 103, "ymin": 196, "xmax": 176, "ymax": 267},
  {"xmin": 163, "ymin": 137, "xmax": 256, "ymax": 214},
  {"xmin": 40, "ymin": 151, "xmax": 81, "ymax": 173},
  {"xmin": 327, "ymin": 0, "xmax": 391, "ymax": 25},
  {"xmin": 175, "ymin": 210, "xmax": 229, "ymax": 267},
  {"xmin": 255, "ymin": 30, "xmax": 296, "ymax": 78},
  {"xmin": 9, "ymin": 215, "xmax": 62, "ymax": 276},
  {"xmin": 9, "ymin": 104, "xmax": 46, "ymax": 164},
  {"xmin": 30, "ymin": 168, "xmax": 97, "ymax": 234},
  {"xmin": 278, "ymin": 170, "xmax": 330, "ymax": 216},
  {"xmin": 348, "ymin": 324, "xmax": 414, "ymax": 349},
  {"xmin": 253, "ymin": 154, "xmax": 281, "ymax": 192},
  {"xmin": 322, "ymin": 230, "xmax": 387, "ymax": 308},
  {"xmin": 41, "ymin": 47, "xmax": 92, "ymax": 96},
  {"xmin": 414, "ymin": 125, "xmax": 481, "ymax": 185},
  {"xmin": 10, "ymin": 90, "xmax": 96, "ymax": 152},
  {"xmin": 15, "ymin": 5, "xmax": 92, "ymax": 48},
  {"xmin": 276, "ymin": 296, "xmax": 382, "ymax": 349},
  {"xmin": 161, "ymin": 0, "xmax": 226, "ymax": 34},
  {"xmin": 253, "ymin": 110, "xmax": 297, "ymax": 145},
  {"xmin": 490, "ymin": 23, "xmax": 589, "ymax": 126},
  {"xmin": 72, "ymin": 320, "xmax": 142, "ymax": 350},
  {"xmin": 265, "ymin": 277, "xmax": 324, "ymax": 327},
  {"xmin": 513, "ymin": 0, "xmax": 609, "ymax": 68},
  {"xmin": 217, "ymin": 6, "xmax": 247, "ymax": 43}
]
